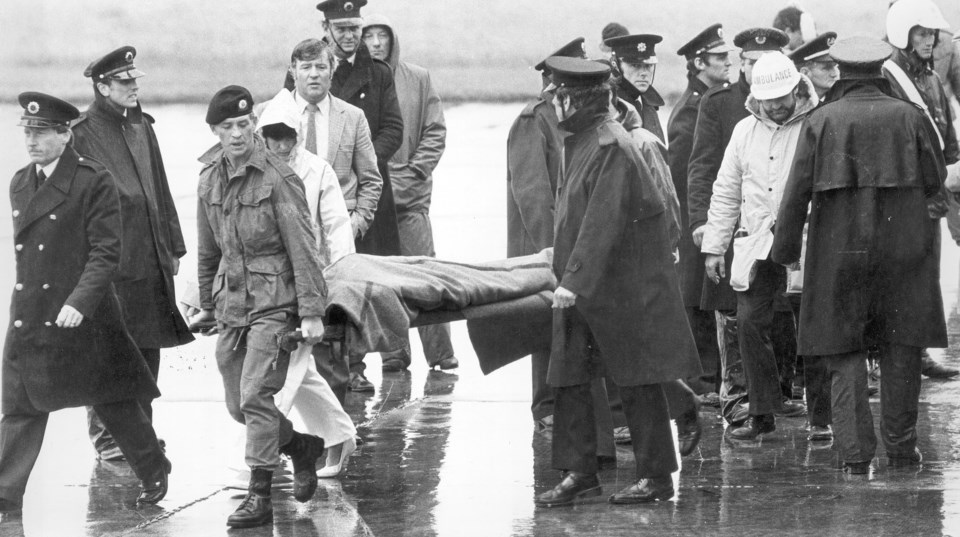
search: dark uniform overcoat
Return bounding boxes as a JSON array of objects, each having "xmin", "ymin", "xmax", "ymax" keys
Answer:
[
  {"xmin": 771, "ymin": 80, "xmax": 948, "ymax": 355},
  {"xmin": 549, "ymin": 96, "xmax": 700, "ymax": 387},
  {"xmin": 686, "ymin": 74, "xmax": 749, "ymax": 310},
  {"xmin": 331, "ymin": 43, "xmax": 405, "ymax": 257},
  {"xmin": 3, "ymin": 146, "xmax": 159, "ymax": 413},
  {"xmin": 72, "ymin": 98, "xmax": 193, "ymax": 348},
  {"xmin": 617, "ymin": 79, "xmax": 665, "ymax": 143},
  {"xmin": 506, "ymin": 96, "xmax": 561, "ymax": 257},
  {"xmin": 667, "ymin": 74, "xmax": 709, "ymax": 306}
]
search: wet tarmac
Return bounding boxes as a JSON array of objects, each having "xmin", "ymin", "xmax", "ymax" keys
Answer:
[{"xmin": 3, "ymin": 104, "xmax": 960, "ymax": 535}]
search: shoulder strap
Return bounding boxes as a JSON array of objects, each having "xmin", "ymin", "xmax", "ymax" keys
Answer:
[{"xmin": 884, "ymin": 59, "xmax": 945, "ymax": 150}]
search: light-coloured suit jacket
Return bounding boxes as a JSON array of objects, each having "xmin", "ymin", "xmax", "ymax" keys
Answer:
[{"xmin": 327, "ymin": 96, "xmax": 382, "ymax": 237}]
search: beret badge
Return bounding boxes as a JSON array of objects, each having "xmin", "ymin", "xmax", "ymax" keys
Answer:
[
  {"xmin": 238, "ymin": 99, "xmax": 248, "ymax": 111},
  {"xmin": 343, "ymin": 1, "xmax": 354, "ymax": 10},
  {"xmin": 756, "ymin": 35, "xmax": 767, "ymax": 45}
]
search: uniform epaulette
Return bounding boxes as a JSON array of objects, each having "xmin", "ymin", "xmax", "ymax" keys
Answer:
[
  {"xmin": 520, "ymin": 99, "xmax": 546, "ymax": 117},
  {"xmin": 75, "ymin": 153, "xmax": 105, "ymax": 170},
  {"xmin": 702, "ymin": 82, "xmax": 733, "ymax": 99}
]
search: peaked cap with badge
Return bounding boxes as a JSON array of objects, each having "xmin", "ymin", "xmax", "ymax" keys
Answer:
[
  {"xmin": 17, "ymin": 92, "xmax": 80, "ymax": 128},
  {"xmin": 788, "ymin": 31, "xmax": 838, "ymax": 65},
  {"xmin": 83, "ymin": 45, "xmax": 145, "ymax": 81},
  {"xmin": 316, "ymin": 0, "xmax": 366, "ymax": 23},
  {"xmin": 544, "ymin": 57, "xmax": 611, "ymax": 88},
  {"xmin": 535, "ymin": 37, "xmax": 587, "ymax": 72},
  {"xmin": 605, "ymin": 34, "xmax": 663, "ymax": 64},
  {"xmin": 677, "ymin": 23, "xmax": 736, "ymax": 59},
  {"xmin": 734, "ymin": 27, "xmax": 790, "ymax": 59}
]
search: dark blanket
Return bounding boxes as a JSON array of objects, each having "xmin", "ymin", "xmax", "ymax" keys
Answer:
[{"xmin": 324, "ymin": 251, "xmax": 556, "ymax": 355}]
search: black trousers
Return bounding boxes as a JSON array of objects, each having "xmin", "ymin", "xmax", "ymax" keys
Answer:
[
  {"xmin": 87, "ymin": 347, "xmax": 161, "ymax": 452},
  {"xmin": 737, "ymin": 260, "xmax": 787, "ymax": 416},
  {"xmin": 606, "ymin": 378, "xmax": 697, "ymax": 425},
  {"xmin": 314, "ymin": 342, "xmax": 349, "ymax": 405},
  {"xmin": 0, "ymin": 398, "xmax": 164, "ymax": 505},
  {"xmin": 686, "ymin": 306, "xmax": 720, "ymax": 394},
  {"xmin": 531, "ymin": 350, "xmax": 553, "ymax": 421},
  {"xmin": 553, "ymin": 382, "xmax": 676, "ymax": 479}
]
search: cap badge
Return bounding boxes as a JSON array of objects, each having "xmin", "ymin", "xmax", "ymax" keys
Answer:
[
  {"xmin": 637, "ymin": 42, "xmax": 647, "ymax": 52},
  {"xmin": 827, "ymin": 37, "xmax": 836, "ymax": 47},
  {"xmin": 343, "ymin": 1, "xmax": 354, "ymax": 10},
  {"xmin": 125, "ymin": 51, "xmax": 134, "ymax": 62},
  {"xmin": 580, "ymin": 42, "xmax": 586, "ymax": 54},
  {"xmin": 238, "ymin": 99, "xmax": 248, "ymax": 111},
  {"xmin": 756, "ymin": 35, "xmax": 767, "ymax": 45},
  {"xmin": 27, "ymin": 102, "xmax": 39, "ymax": 114},
  {"xmin": 718, "ymin": 28, "xmax": 724, "ymax": 38}
]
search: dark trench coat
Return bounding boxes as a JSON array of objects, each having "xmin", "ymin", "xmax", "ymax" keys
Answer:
[
  {"xmin": 772, "ymin": 80, "xmax": 948, "ymax": 356},
  {"xmin": 3, "ymin": 147, "xmax": 159, "ymax": 413},
  {"xmin": 549, "ymin": 98, "xmax": 700, "ymax": 387},
  {"xmin": 72, "ymin": 97, "xmax": 193, "ymax": 348}
]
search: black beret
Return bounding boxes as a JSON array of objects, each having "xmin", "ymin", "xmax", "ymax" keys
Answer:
[
  {"xmin": 206, "ymin": 85, "xmax": 254, "ymax": 125},
  {"xmin": 17, "ymin": 92, "xmax": 79, "ymax": 128},
  {"xmin": 788, "ymin": 31, "xmax": 838, "ymax": 64},
  {"xmin": 677, "ymin": 23, "xmax": 736, "ymax": 59},
  {"xmin": 829, "ymin": 36, "xmax": 893, "ymax": 76},
  {"xmin": 535, "ymin": 37, "xmax": 587, "ymax": 72},
  {"xmin": 601, "ymin": 22, "xmax": 630, "ymax": 42},
  {"xmin": 605, "ymin": 34, "xmax": 663, "ymax": 64},
  {"xmin": 734, "ymin": 28, "xmax": 790, "ymax": 58},
  {"xmin": 316, "ymin": 0, "xmax": 366, "ymax": 21},
  {"xmin": 544, "ymin": 57, "xmax": 611, "ymax": 88},
  {"xmin": 84, "ymin": 45, "xmax": 145, "ymax": 81}
]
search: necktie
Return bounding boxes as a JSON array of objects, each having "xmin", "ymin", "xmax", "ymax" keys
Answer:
[
  {"xmin": 36, "ymin": 169, "xmax": 46, "ymax": 190},
  {"xmin": 306, "ymin": 103, "xmax": 319, "ymax": 156},
  {"xmin": 333, "ymin": 60, "xmax": 351, "ymax": 87}
]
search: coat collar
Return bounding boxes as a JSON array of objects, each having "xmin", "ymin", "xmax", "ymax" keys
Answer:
[
  {"xmin": 686, "ymin": 73, "xmax": 709, "ymax": 96},
  {"xmin": 558, "ymin": 94, "xmax": 612, "ymax": 134},
  {"xmin": 14, "ymin": 146, "xmax": 79, "ymax": 238},
  {"xmin": 824, "ymin": 78, "xmax": 896, "ymax": 103},
  {"xmin": 87, "ymin": 96, "xmax": 144, "ymax": 125},
  {"xmin": 617, "ymin": 78, "xmax": 665, "ymax": 109},
  {"xmin": 335, "ymin": 44, "xmax": 374, "ymax": 99}
]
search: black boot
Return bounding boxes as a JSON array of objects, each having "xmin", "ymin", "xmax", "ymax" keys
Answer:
[
  {"xmin": 280, "ymin": 431, "xmax": 325, "ymax": 502},
  {"xmin": 227, "ymin": 468, "xmax": 273, "ymax": 528},
  {"xmin": 137, "ymin": 457, "xmax": 171, "ymax": 504}
]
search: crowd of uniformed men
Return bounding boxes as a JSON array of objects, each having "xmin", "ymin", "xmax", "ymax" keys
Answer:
[{"xmin": 2, "ymin": 0, "xmax": 960, "ymax": 529}]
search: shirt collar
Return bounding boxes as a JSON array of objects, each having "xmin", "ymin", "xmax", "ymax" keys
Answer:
[
  {"xmin": 294, "ymin": 90, "xmax": 330, "ymax": 115},
  {"xmin": 37, "ymin": 158, "xmax": 60, "ymax": 179}
]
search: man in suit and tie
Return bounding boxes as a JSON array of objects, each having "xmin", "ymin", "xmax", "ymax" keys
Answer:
[{"xmin": 282, "ymin": 37, "xmax": 382, "ymax": 404}]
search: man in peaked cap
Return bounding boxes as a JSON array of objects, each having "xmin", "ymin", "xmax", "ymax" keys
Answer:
[
  {"xmin": 667, "ymin": 23, "xmax": 734, "ymax": 405},
  {"xmin": 73, "ymin": 45, "xmax": 194, "ymax": 463},
  {"xmin": 789, "ymin": 31, "xmax": 839, "ymax": 99},
  {"xmin": 0, "ymin": 92, "xmax": 170, "ymax": 512},
  {"xmin": 507, "ymin": 37, "xmax": 587, "ymax": 434},
  {"xmin": 191, "ymin": 85, "xmax": 329, "ymax": 528},
  {"xmin": 315, "ymin": 0, "xmax": 407, "ymax": 395},
  {"xmin": 534, "ymin": 57, "xmax": 700, "ymax": 507},
  {"xmin": 686, "ymin": 27, "xmax": 805, "ymax": 428},
  {"xmin": 605, "ymin": 34, "xmax": 667, "ymax": 142},
  {"xmin": 773, "ymin": 36, "xmax": 947, "ymax": 473}
]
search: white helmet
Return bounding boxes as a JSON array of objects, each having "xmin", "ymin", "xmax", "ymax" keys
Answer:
[
  {"xmin": 751, "ymin": 52, "xmax": 801, "ymax": 100},
  {"xmin": 886, "ymin": 0, "xmax": 950, "ymax": 49}
]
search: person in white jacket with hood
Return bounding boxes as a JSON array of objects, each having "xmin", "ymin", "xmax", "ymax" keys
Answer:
[{"xmin": 702, "ymin": 52, "xmax": 818, "ymax": 440}]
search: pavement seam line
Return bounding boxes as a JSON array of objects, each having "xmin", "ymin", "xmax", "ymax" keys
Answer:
[{"xmin": 123, "ymin": 487, "xmax": 228, "ymax": 534}]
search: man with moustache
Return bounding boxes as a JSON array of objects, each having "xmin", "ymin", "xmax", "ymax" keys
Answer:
[
  {"xmin": 72, "ymin": 45, "xmax": 194, "ymax": 461},
  {"xmin": 315, "ymin": 0, "xmax": 406, "ymax": 393},
  {"xmin": 0, "ymin": 92, "xmax": 169, "ymax": 512},
  {"xmin": 667, "ymin": 23, "xmax": 735, "ymax": 403},
  {"xmin": 192, "ymin": 86, "xmax": 329, "ymax": 528}
]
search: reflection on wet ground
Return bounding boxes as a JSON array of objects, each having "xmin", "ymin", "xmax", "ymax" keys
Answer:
[{"xmin": 4, "ymin": 105, "xmax": 960, "ymax": 535}]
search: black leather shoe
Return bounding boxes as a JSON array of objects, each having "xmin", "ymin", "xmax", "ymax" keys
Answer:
[
  {"xmin": 887, "ymin": 448, "xmax": 923, "ymax": 467},
  {"xmin": 676, "ymin": 401, "xmax": 702, "ymax": 457},
  {"xmin": 137, "ymin": 457, "xmax": 171, "ymax": 504},
  {"xmin": 281, "ymin": 432, "xmax": 325, "ymax": 502},
  {"xmin": 381, "ymin": 358, "xmax": 407, "ymax": 372},
  {"xmin": 609, "ymin": 476, "xmax": 674, "ymax": 504},
  {"xmin": 921, "ymin": 352, "xmax": 959, "ymax": 378},
  {"xmin": 434, "ymin": 356, "xmax": 459, "ymax": 370},
  {"xmin": 226, "ymin": 492, "xmax": 273, "ymax": 528},
  {"xmin": 728, "ymin": 414, "xmax": 775, "ymax": 440},
  {"xmin": 842, "ymin": 461, "xmax": 871, "ymax": 475},
  {"xmin": 535, "ymin": 471, "xmax": 601, "ymax": 507}
]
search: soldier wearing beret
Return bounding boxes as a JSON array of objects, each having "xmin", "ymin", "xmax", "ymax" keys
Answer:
[
  {"xmin": 190, "ymin": 86, "xmax": 328, "ymax": 528},
  {"xmin": 604, "ymin": 34, "xmax": 667, "ymax": 143},
  {"xmin": 667, "ymin": 23, "xmax": 734, "ymax": 403},
  {"xmin": 534, "ymin": 57, "xmax": 700, "ymax": 507},
  {"xmin": 773, "ymin": 36, "xmax": 947, "ymax": 473},
  {"xmin": 0, "ymin": 93, "xmax": 170, "ymax": 512},
  {"xmin": 72, "ymin": 45, "xmax": 194, "ymax": 462},
  {"xmin": 789, "ymin": 32, "xmax": 840, "ymax": 99},
  {"xmin": 313, "ymin": 0, "xmax": 406, "ymax": 394},
  {"xmin": 686, "ymin": 27, "xmax": 802, "ymax": 427}
]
